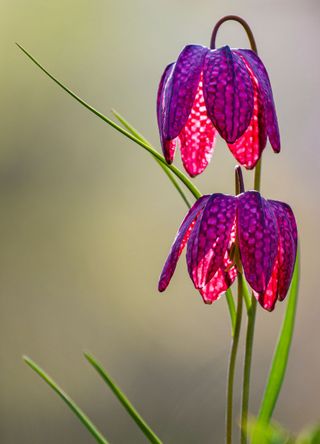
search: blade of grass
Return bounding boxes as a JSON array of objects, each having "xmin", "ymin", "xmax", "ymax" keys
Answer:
[
  {"xmin": 84, "ymin": 353, "xmax": 162, "ymax": 444},
  {"xmin": 257, "ymin": 249, "xmax": 300, "ymax": 425},
  {"xmin": 23, "ymin": 356, "xmax": 109, "ymax": 444},
  {"xmin": 111, "ymin": 109, "xmax": 191, "ymax": 208},
  {"xmin": 16, "ymin": 43, "xmax": 201, "ymax": 201}
]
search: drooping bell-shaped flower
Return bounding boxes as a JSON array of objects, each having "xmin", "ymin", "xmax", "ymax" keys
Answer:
[
  {"xmin": 157, "ymin": 45, "xmax": 280, "ymax": 177},
  {"xmin": 158, "ymin": 192, "xmax": 297, "ymax": 311}
]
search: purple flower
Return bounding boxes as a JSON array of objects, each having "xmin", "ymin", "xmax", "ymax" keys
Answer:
[
  {"xmin": 158, "ymin": 192, "xmax": 297, "ymax": 311},
  {"xmin": 157, "ymin": 45, "xmax": 280, "ymax": 177}
]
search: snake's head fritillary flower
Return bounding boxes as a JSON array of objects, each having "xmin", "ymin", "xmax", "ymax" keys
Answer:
[
  {"xmin": 158, "ymin": 192, "xmax": 297, "ymax": 311},
  {"xmin": 157, "ymin": 45, "xmax": 280, "ymax": 177}
]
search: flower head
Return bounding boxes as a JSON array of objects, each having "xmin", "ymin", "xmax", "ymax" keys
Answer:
[
  {"xmin": 158, "ymin": 192, "xmax": 297, "ymax": 311},
  {"xmin": 157, "ymin": 45, "xmax": 280, "ymax": 177}
]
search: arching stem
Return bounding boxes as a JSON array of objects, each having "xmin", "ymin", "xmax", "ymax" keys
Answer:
[{"xmin": 210, "ymin": 15, "xmax": 257, "ymax": 53}]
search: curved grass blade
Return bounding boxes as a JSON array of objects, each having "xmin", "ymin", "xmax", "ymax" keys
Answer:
[
  {"xmin": 23, "ymin": 356, "xmax": 109, "ymax": 444},
  {"xmin": 84, "ymin": 353, "xmax": 162, "ymax": 444},
  {"xmin": 257, "ymin": 249, "xmax": 300, "ymax": 425},
  {"xmin": 111, "ymin": 110, "xmax": 191, "ymax": 209},
  {"xmin": 16, "ymin": 43, "xmax": 201, "ymax": 201}
]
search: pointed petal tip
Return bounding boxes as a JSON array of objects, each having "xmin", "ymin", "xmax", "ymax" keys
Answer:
[
  {"xmin": 271, "ymin": 142, "xmax": 281, "ymax": 153},
  {"xmin": 184, "ymin": 165, "xmax": 207, "ymax": 178},
  {"xmin": 262, "ymin": 302, "xmax": 276, "ymax": 312},
  {"xmin": 254, "ymin": 291, "xmax": 277, "ymax": 312},
  {"xmin": 242, "ymin": 162, "xmax": 257, "ymax": 171},
  {"xmin": 162, "ymin": 139, "xmax": 176, "ymax": 164},
  {"xmin": 164, "ymin": 156, "xmax": 173, "ymax": 165},
  {"xmin": 158, "ymin": 281, "xmax": 167, "ymax": 292},
  {"xmin": 201, "ymin": 294, "xmax": 214, "ymax": 304}
]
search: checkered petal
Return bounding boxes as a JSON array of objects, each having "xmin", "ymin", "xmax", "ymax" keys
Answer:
[
  {"xmin": 186, "ymin": 194, "xmax": 237, "ymax": 289},
  {"xmin": 238, "ymin": 191, "xmax": 278, "ymax": 293},
  {"xmin": 227, "ymin": 55, "xmax": 267, "ymax": 169},
  {"xmin": 236, "ymin": 49, "xmax": 280, "ymax": 152},
  {"xmin": 203, "ymin": 46, "xmax": 254, "ymax": 143},
  {"xmin": 157, "ymin": 63, "xmax": 176, "ymax": 163},
  {"xmin": 158, "ymin": 195, "xmax": 210, "ymax": 292},
  {"xmin": 268, "ymin": 200, "xmax": 298, "ymax": 300}
]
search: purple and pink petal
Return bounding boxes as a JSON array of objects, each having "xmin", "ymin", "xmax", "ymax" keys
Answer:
[
  {"xmin": 158, "ymin": 195, "xmax": 210, "ymax": 292},
  {"xmin": 203, "ymin": 46, "xmax": 254, "ymax": 143},
  {"xmin": 237, "ymin": 191, "xmax": 278, "ymax": 293},
  {"xmin": 179, "ymin": 74, "xmax": 217, "ymax": 177}
]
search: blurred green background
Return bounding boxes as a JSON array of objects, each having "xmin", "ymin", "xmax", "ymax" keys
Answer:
[{"xmin": 0, "ymin": 0, "xmax": 319, "ymax": 443}]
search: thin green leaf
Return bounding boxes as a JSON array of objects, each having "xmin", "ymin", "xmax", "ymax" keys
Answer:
[
  {"xmin": 257, "ymin": 249, "xmax": 300, "ymax": 425},
  {"xmin": 84, "ymin": 352, "xmax": 162, "ymax": 444},
  {"xmin": 226, "ymin": 288, "xmax": 236, "ymax": 336},
  {"xmin": 16, "ymin": 43, "xmax": 201, "ymax": 201},
  {"xmin": 23, "ymin": 356, "xmax": 109, "ymax": 444},
  {"xmin": 112, "ymin": 109, "xmax": 191, "ymax": 209}
]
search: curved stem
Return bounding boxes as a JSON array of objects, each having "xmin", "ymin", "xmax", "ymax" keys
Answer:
[
  {"xmin": 210, "ymin": 15, "xmax": 257, "ymax": 52},
  {"xmin": 226, "ymin": 274, "xmax": 243, "ymax": 444}
]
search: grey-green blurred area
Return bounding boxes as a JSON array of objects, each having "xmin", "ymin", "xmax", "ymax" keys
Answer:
[{"xmin": 0, "ymin": 0, "xmax": 319, "ymax": 443}]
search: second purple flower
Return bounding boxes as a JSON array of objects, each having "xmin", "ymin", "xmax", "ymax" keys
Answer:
[{"xmin": 158, "ymin": 191, "xmax": 297, "ymax": 311}]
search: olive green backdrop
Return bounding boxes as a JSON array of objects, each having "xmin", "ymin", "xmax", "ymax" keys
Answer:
[{"xmin": 0, "ymin": 0, "xmax": 319, "ymax": 443}]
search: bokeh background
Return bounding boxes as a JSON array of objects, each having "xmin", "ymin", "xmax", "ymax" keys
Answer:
[{"xmin": 1, "ymin": 0, "xmax": 319, "ymax": 443}]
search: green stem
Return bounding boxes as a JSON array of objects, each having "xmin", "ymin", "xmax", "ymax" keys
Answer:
[
  {"xmin": 226, "ymin": 274, "xmax": 243, "ymax": 444},
  {"xmin": 16, "ymin": 43, "xmax": 202, "ymax": 201},
  {"xmin": 226, "ymin": 289, "xmax": 236, "ymax": 337},
  {"xmin": 241, "ymin": 297, "xmax": 257, "ymax": 443},
  {"xmin": 240, "ymin": 159, "xmax": 261, "ymax": 442},
  {"xmin": 253, "ymin": 158, "xmax": 262, "ymax": 192}
]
